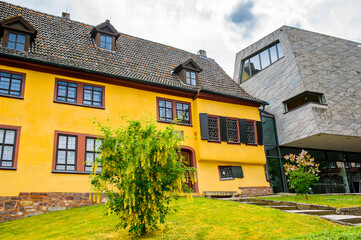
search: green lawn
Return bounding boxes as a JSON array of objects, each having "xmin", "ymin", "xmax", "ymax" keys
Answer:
[
  {"xmin": 0, "ymin": 197, "xmax": 345, "ymax": 240},
  {"xmin": 255, "ymin": 195, "xmax": 361, "ymax": 208}
]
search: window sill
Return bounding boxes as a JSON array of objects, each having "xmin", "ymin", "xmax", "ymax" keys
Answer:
[
  {"xmin": 0, "ymin": 167, "xmax": 16, "ymax": 170},
  {"xmin": 207, "ymin": 140, "xmax": 222, "ymax": 144},
  {"xmin": 53, "ymin": 100, "xmax": 105, "ymax": 110},
  {"xmin": 52, "ymin": 170, "xmax": 101, "ymax": 175},
  {"xmin": 284, "ymin": 103, "xmax": 328, "ymax": 114},
  {"xmin": 220, "ymin": 178, "xmax": 234, "ymax": 181},
  {"xmin": 227, "ymin": 142, "xmax": 241, "ymax": 145},
  {"xmin": 0, "ymin": 93, "xmax": 24, "ymax": 100},
  {"xmin": 245, "ymin": 143, "xmax": 258, "ymax": 146},
  {"xmin": 157, "ymin": 120, "xmax": 193, "ymax": 127}
]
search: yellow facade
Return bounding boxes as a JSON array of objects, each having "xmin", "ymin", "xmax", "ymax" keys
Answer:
[{"xmin": 0, "ymin": 64, "xmax": 269, "ymax": 196}]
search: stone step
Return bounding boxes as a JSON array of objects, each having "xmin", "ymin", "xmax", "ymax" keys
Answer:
[
  {"xmin": 239, "ymin": 202, "xmax": 269, "ymax": 206},
  {"xmin": 320, "ymin": 214, "xmax": 361, "ymax": 226},
  {"xmin": 217, "ymin": 197, "xmax": 241, "ymax": 201},
  {"xmin": 267, "ymin": 205, "xmax": 297, "ymax": 210},
  {"xmin": 284, "ymin": 209, "xmax": 335, "ymax": 215}
]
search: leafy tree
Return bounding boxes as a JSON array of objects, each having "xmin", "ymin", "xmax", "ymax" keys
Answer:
[
  {"xmin": 284, "ymin": 150, "xmax": 320, "ymax": 199},
  {"xmin": 90, "ymin": 118, "xmax": 195, "ymax": 235}
]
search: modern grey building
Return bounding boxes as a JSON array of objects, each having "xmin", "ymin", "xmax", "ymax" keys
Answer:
[{"xmin": 234, "ymin": 26, "xmax": 361, "ymax": 194}]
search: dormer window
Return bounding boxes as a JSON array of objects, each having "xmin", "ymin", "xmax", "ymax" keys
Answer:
[
  {"xmin": 173, "ymin": 58, "xmax": 202, "ymax": 86},
  {"xmin": 91, "ymin": 20, "xmax": 120, "ymax": 51},
  {"xmin": 0, "ymin": 16, "xmax": 37, "ymax": 52},
  {"xmin": 186, "ymin": 71, "xmax": 197, "ymax": 86}
]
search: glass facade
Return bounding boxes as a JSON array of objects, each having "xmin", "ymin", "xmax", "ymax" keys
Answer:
[{"xmin": 261, "ymin": 112, "xmax": 361, "ymax": 194}]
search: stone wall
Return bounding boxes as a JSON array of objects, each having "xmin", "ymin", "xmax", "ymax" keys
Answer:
[
  {"xmin": 238, "ymin": 186, "xmax": 273, "ymax": 197},
  {"xmin": 0, "ymin": 192, "xmax": 106, "ymax": 223}
]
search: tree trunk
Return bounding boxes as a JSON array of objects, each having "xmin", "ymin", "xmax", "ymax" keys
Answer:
[
  {"xmin": 141, "ymin": 225, "xmax": 146, "ymax": 235},
  {"xmin": 305, "ymin": 193, "xmax": 308, "ymax": 200}
]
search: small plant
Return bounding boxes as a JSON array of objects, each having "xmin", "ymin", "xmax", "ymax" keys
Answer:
[
  {"xmin": 90, "ymin": 117, "xmax": 195, "ymax": 236},
  {"xmin": 284, "ymin": 150, "xmax": 320, "ymax": 199}
]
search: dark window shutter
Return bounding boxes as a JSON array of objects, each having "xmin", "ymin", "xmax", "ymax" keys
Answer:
[
  {"xmin": 219, "ymin": 116, "xmax": 227, "ymax": 142},
  {"xmin": 256, "ymin": 121, "xmax": 263, "ymax": 145},
  {"xmin": 231, "ymin": 166, "xmax": 244, "ymax": 178},
  {"xmin": 239, "ymin": 119, "xmax": 246, "ymax": 144},
  {"xmin": 199, "ymin": 113, "xmax": 209, "ymax": 140}
]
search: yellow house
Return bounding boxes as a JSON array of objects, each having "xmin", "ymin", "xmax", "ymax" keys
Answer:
[{"xmin": 0, "ymin": 1, "xmax": 271, "ymax": 210}]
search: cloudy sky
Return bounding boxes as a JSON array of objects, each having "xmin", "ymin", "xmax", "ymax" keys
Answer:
[{"xmin": 6, "ymin": 0, "xmax": 361, "ymax": 77}]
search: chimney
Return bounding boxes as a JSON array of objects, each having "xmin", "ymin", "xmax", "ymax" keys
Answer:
[
  {"xmin": 62, "ymin": 12, "xmax": 70, "ymax": 19},
  {"xmin": 197, "ymin": 49, "xmax": 207, "ymax": 58}
]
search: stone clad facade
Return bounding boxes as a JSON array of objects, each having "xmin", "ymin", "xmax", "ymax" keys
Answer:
[{"xmin": 234, "ymin": 26, "xmax": 361, "ymax": 152}]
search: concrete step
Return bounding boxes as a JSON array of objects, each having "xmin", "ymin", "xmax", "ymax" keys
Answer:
[
  {"xmin": 267, "ymin": 205, "xmax": 297, "ymax": 210},
  {"xmin": 321, "ymin": 215, "xmax": 361, "ymax": 226},
  {"xmin": 217, "ymin": 197, "xmax": 241, "ymax": 201},
  {"xmin": 284, "ymin": 209, "xmax": 335, "ymax": 215}
]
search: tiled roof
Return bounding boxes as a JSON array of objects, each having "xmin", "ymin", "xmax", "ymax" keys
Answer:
[{"xmin": 0, "ymin": 1, "xmax": 263, "ymax": 103}]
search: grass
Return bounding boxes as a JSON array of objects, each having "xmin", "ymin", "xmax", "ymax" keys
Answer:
[
  {"xmin": 0, "ymin": 197, "xmax": 344, "ymax": 240},
  {"xmin": 284, "ymin": 226, "xmax": 361, "ymax": 240},
  {"xmin": 255, "ymin": 195, "xmax": 361, "ymax": 208}
]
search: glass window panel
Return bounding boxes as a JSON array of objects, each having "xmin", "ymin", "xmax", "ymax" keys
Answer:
[
  {"xmin": 327, "ymin": 152, "xmax": 345, "ymax": 161},
  {"xmin": 0, "ymin": 130, "xmax": 4, "ymax": 143},
  {"xmin": 3, "ymin": 146, "xmax": 14, "ymax": 160},
  {"xmin": 260, "ymin": 49, "xmax": 270, "ymax": 69},
  {"xmin": 84, "ymin": 90, "xmax": 92, "ymax": 100},
  {"xmin": 10, "ymin": 91, "xmax": 20, "ymax": 96},
  {"xmin": 277, "ymin": 43, "xmax": 284, "ymax": 58},
  {"xmin": 57, "ymin": 97, "xmax": 66, "ymax": 101},
  {"xmin": 159, "ymin": 100, "xmax": 165, "ymax": 107},
  {"xmin": 93, "ymin": 87, "xmax": 102, "ymax": 91},
  {"xmin": 86, "ymin": 153, "xmax": 94, "ymax": 163},
  {"xmin": 67, "ymin": 98, "xmax": 76, "ymax": 103},
  {"xmin": 67, "ymin": 137, "xmax": 76, "ymax": 149},
  {"xmin": 0, "ymin": 90, "xmax": 8, "ymax": 94},
  {"xmin": 4, "ymin": 130, "xmax": 15, "ymax": 144},
  {"xmin": 191, "ymin": 72, "xmax": 196, "ymax": 78},
  {"xmin": 166, "ymin": 101, "xmax": 172, "ymax": 108},
  {"xmin": 8, "ymin": 33, "xmax": 16, "ymax": 42},
  {"xmin": 16, "ymin": 43, "xmax": 25, "ymax": 51},
  {"xmin": 186, "ymin": 71, "xmax": 190, "ymax": 78},
  {"xmin": 105, "ymin": 43, "xmax": 112, "ymax": 50},
  {"xmin": 100, "ymin": 35, "xmax": 105, "ymax": 42},
  {"xmin": 348, "ymin": 153, "xmax": 361, "ymax": 162},
  {"xmin": 58, "ymin": 136, "xmax": 67, "ymax": 149},
  {"xmin": 93, "ymin": 102, "xmax": 101, "ymax": 106},
  {"xmin": 177, "ymin": 110, "xmax": 183, "ymax": 118},
  {"xmin": 262, "ymin": 116, "xmax": 277, "ymax": 145},
  {"xmin": 67, "ymin": 151, "xmax": 75, "ymax": 164},
  {"xmin": 67, "ymin": 87, "xmax": 77, "ymax": 98},
  {"xmin": 0, "ymin": 72, "xmax": 10, "ymax": 77},
  {"xmin": 2, "ymin": 161, "xmax": 12, "ymax": 167},
  {"xmin": 12, "ymin": 74, "xmax": 22, "ymax": 79},
  {"xmin": 85, "ymin": 166, "xmax": 92, "ymax": 172},
  {"xmin": 249, "ymin": 55, "xmax": 261, "ymax": 75},
  {"xmin": 0, "ymin": 77, "xmax": 10, "ymax": 89},
  {"xmin": 86, "ymin": 138, "xmax": 94, "ymax": 151},
  {"xmin": 58, "ymin": 81, "xmax": 67, "ymax": 86},
  {"xmin": 266, "ymin": 146, "xmax": 279, "ymax": 157},
  {"xmin": 10, "ymin": 79, "xmax": 21, "ymax": 91},
  {"xmin": 159, "ymin": 108, "xmax": 165, "ymax": 117},
  {"xmin": 95, "ymin": 153, "xmax": 101, "ymax": 159},
  {"xmin": 95, "ymin": 140, "xmax": 102, "ymax": 151},
  {"xmin": 106, "ymin": 36, "xmax": 112, "ymax": 43},
  {"xmin": 56, "ymin": 165, "xmax": 65, "ymax": 170},
  {"xmin": 100, "ymin": 42, "xmax": 105, "ymax": 48},
  {"xmin": 17, "ymin": 34, "xmax": 26, "ymax": 43},
  {"xmin": 57, "ymin": 150, "xmax": 66, "ymax": 164},
  {"xmin": 166, "ymin": 109, "xmax": 172, "ymax": 119},
  {"xmin": 176, "ymin": 103, "xmax": 182, "ymax": 110},
  {"xmin": 93, "ymin": 91, "xmax": 102, "ymax": 102},
  {"xmin": 83, "ymin": 100, "xmax": 92, "ymax": 105},
  {"xmin": 68, "ymin": 83, "xmax": 77, "ymax": 87},
  {"xmin": 58, "ymin": 86, "xmax": 67, "ymax": 97},
  {"xmin": 191, "ymin": 79, "xmax": 196, "ymax": 85},
  {"xmin": 7, "ymin": 42, "xmax": 15, "ymax": 49},
  {"xmin": 269, "ymin": 45, "xmax": 278, "ymax": 63},
  {"xmin": 67, "ymin": 165, "xmax": 75, "ymax": 171},
  {"xmin": 84, "ymin": 85, "xmax": 92, "ymax": 90}
]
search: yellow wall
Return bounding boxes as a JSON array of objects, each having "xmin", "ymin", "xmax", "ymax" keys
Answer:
[{"xmin": 0, "ymin": 64, "xmax": 269, "ymax": 196}]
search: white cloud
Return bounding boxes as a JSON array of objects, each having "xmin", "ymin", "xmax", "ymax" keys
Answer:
[{"xmin": 5, "ymin": 0, "xmax": 361, "ymax": 77}]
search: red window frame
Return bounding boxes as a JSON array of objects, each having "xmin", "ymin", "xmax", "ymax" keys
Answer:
[
  {"xmin": 0, "ymin": 124, "xmax": 21, "ymax": 170},
  {"xmin": 207, "ymin": 115, "xmax": 221, "ymax": 142},
  {"xmin": 53, "ymin": 79, "xmax": 105, "ymax": 109},
  {"xmin": 0, "ymin": 69, "xmax": 26, "ymax": 99},
  {"xmin": 52, "ymin": 130, "xmax": 100, "ymax": 174},
  {"xmin": 156, "ymin": 97, "xmax": 192, "ymax": 126},
  {"xmin": 226, "ymin": 117, "xmax": 240, "ymax": 144}
]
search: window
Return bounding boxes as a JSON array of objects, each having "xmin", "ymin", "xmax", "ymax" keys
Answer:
[
  {"xmin": 284, "ymin": 91, "xmax": 324, "ymax": 113},
  {"xmin": 208, "ymin": 116, "xmax": 220, "ymax": 141},
  {"xmin": 57, "ymin": 81, "xmax": 77, "ymax": 103},
  {"xmin": 99, "ymin": 34, "xmax": 113, "ymax": 50},
  {"xmin": 55, "ymin": 134, "xmax": 77, "ymax": 171},
  {"xmin": 0, "ymin": 70, "xmax": 25, "ymax": 98},
  {"xmin": 7, "ymin": 32, "xmax": 26, "ymax": 51},
  {"xmin": 53, "ymin": 131, "xmax": 101, "ymax": 173},
  {"xmin": 219, "ymin": 166, "xmax": 233, "ymax": 180},
  {"xmin": 83, "ymin": 85, "xmax": 103, "ymax": 106},
  {"xmin": 186, "ymin": 71, "xmax": 197, "ymax": 86},
  {"xmin": 85, "ymin": 137, "xmax": 102, "ymax": 172},
  {"xmin": 241, "ymin": 42, "xmax": 283, "ymax": 82},
  {"xmin": 54, "ymin": 79, "xmax": 104, "ymax": 108},
  {"xmin": 157, "ymin": 98, "xmax": 191, "ymax": 125},
  {"xmin": 245, "ymin": 120, "xmax": 257, "ymax": 145},
  {"xmin": 226, "ymin": 119, "xmax": 239, "ymax": 143},
  {"xmin": 0, "ymin": 126, "xmax": 20, "ymax": 168}
]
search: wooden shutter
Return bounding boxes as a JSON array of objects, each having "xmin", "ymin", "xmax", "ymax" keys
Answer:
[
  {"xmin": 199, "ymin": 113, "xmax": 209, "ymax": 140},
  {"xmin": 239, "ymin": 119, "xmax": 246, "ymax": 144},
  {"xmin": 220, "ymin": 116, "xmax": 227, "ymax": 142},
  {"xmin": 256, "ymin": 121, "xmax": 263, "ymax": 145},
  {"xmin": 231, "ymin": 166, "xmax": 244, "ymax": 178}
]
